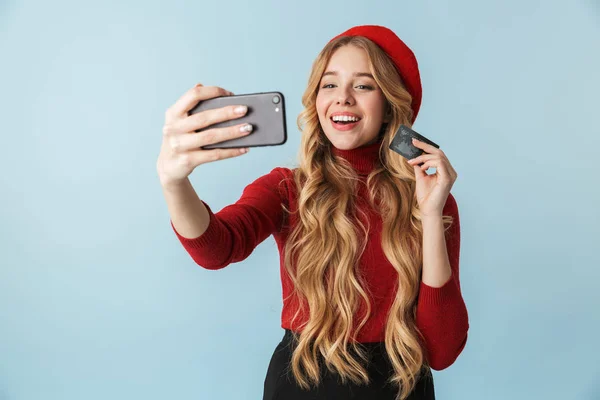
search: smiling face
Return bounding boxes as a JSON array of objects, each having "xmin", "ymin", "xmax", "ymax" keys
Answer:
[{"xmin": 316, "ymin": 45, "xmax": 388, "ymax": 150}]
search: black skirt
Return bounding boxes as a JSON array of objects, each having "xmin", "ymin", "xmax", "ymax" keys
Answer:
[{"xmin": 263, "ymin": 329, "xmax": 435, "ymax": 400}]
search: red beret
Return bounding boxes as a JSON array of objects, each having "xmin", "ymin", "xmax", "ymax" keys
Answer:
[{"xmin": 329, "ymin": 25, "xmax": 422, "ymax": 123}]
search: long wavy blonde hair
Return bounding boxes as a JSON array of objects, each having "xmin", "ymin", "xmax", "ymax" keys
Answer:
[{"xmin": 278, "ymin": 35, "xmax": 455, "ymax": 400}]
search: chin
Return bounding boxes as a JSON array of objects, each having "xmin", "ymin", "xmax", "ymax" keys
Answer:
[
  {"xmin": 326, "ymin": 135, "xmax": 357, "ymax": 149},
  {"xmin": 326, "ymin": 133, "xmax": 376, "ymax": 149}
]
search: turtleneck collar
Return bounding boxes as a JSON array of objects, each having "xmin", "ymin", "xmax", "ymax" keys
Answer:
[{"xmin": 331, "ymin": 137, "xmax": 383, "ymax": 175}]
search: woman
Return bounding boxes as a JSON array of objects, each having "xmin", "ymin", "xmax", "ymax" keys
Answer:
[{"xmin": 157, "ymin": 25, "xmax": 469, "ymax": 400}]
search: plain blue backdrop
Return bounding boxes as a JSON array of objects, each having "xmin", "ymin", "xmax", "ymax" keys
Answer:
[{"xmin": 1, "ymin": 0, "xmax": 599, "ymax": 399}]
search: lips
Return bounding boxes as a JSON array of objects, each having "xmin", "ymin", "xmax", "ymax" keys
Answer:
[
  {"xmin": 330, "ymin": 112, "xmax": 361, "ymax": 120},
  {"xmin": 327, "ymin": 111, "xmax": 362, "ymax": 131},
  {"xmin": 330, "ymin": 117, "xmax": 361, "ymax": 131}
]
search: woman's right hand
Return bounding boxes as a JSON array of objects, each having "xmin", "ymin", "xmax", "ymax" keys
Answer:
[{"xmin": 156, "ymin": 83, "xmax": 254, "ymax": 188}]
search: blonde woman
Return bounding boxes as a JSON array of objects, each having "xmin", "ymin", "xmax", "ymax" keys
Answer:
[{"xmin": 158, "ymin": 24, "xmax": 469, "ymax": 400}]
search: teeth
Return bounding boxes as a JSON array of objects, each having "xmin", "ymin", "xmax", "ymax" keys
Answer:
[{"xmin": 332, "ymin": 115, "xmax": 359, "ymax": 122}]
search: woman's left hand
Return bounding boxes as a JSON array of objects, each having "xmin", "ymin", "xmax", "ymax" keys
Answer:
[{"xmin": 406, "ymin": 138, "xmax": 458, "ymax": 218}]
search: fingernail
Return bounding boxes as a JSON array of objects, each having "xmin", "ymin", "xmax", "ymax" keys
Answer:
[
  {"xmin": 235, "ymin": 105, "xmax": 247, "ymax": 114},
  {"xmin": 240, "ymin": 124, "xmax": 253, "ymax": 132}
]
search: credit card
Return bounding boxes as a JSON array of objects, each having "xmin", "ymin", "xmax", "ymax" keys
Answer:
[{"xmin": 389, "ymin": 125, "xmax": 439, "ymax": 165}]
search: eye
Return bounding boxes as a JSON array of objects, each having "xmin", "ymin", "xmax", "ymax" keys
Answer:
[{"xmin": 320, "ymin": 84, "xmax": 374, "ymax": 90}]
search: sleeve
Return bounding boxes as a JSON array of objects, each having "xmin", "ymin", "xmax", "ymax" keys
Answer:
[
  {"xmin": 170, "ymin": 167, "xmax": 288, "ymax": 270},
  {"xmin": 415, "ymin": 192, "xmax": 470, "ymax": 370}
]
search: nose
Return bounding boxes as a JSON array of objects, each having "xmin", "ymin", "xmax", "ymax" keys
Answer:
[{"xmin": 336, "ymin": 87, "xmax": 355, "ymax": 106}]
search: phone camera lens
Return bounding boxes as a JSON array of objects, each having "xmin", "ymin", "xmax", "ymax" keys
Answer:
[{"xmin": 272, "ymin": 95, "xmax": 280, "ymax": 104}]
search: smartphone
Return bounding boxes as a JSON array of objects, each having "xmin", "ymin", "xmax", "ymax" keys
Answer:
[
  {"xmin": 188, "ymin": 91, "xmax": 287, "ymax": 150},
  {"xmin": 389, "ymin": 124, "xmax": 439, "ymax": 166}
]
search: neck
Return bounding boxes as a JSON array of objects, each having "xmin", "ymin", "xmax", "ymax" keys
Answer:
[{"xmin": 330, "ymin": 136, "xmax": 383, "ymax": 175}]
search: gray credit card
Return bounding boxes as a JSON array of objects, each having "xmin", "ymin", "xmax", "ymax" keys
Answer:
[{"xmin": 389, "ymin": 125, "xmax": 439, "ymax": 166}]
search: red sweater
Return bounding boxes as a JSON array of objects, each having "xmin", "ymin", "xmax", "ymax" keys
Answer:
[{"xmin": 171, "ymin": 139, "xmax": 469, "ymax": 370}]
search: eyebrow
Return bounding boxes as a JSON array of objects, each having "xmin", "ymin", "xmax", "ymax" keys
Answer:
[{"xmin": 322, "ymin": 71, "xmax": 375, "ymax": 79}]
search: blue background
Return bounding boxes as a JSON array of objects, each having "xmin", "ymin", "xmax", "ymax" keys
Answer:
[{"xmin": 1, "ymin": 0, "xmax": 599, "ymax": 399}]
